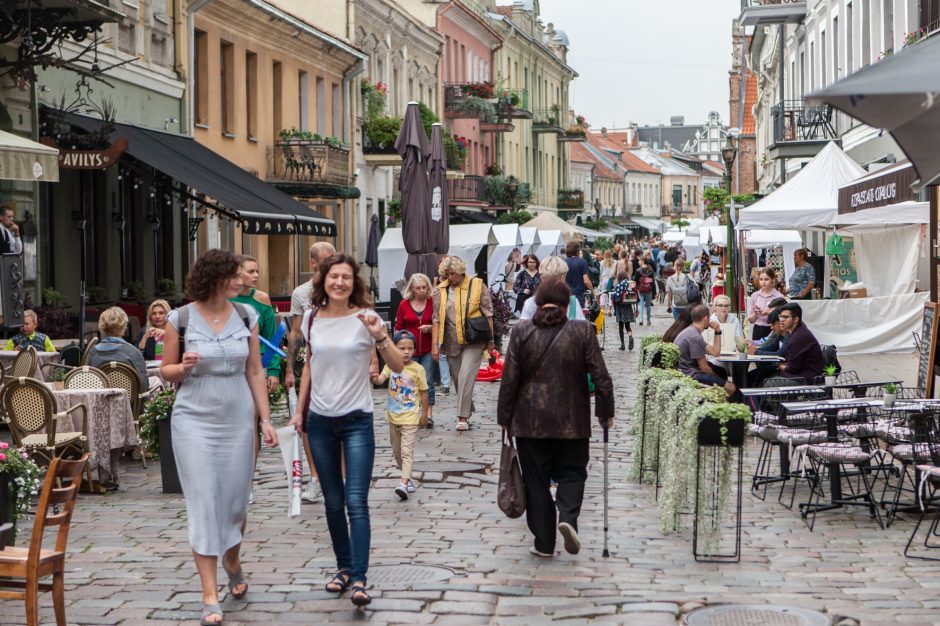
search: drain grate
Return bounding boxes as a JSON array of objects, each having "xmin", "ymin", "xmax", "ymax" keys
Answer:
[
  {"xmin": 685, "ymin": 605, "xmax": 830, "ymax": 626},
  {"xmin": 367, "ymin": 564, "xmax": 458, "ymax": 585},
  {"xmin": 412, "ymin": 461, "xmax": 486, "ymax": 475}
]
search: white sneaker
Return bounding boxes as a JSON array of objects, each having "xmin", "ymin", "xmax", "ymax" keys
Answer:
[
  {"xmin": 406, "ymin": 479, "xmax": 418, "ymax": 493},
  {"xmin": 302, "ymin": 482, "xmax": 322, "ymax": 503},
  {"xmin": 248, "ymin": 490, "xmax": 255, "ymax": 505},
  {"xmin": 394, "ymin": 484, "xmax": 409, "ymax": 500},
  {"xmin": 529, "ymin": 546, "xmax": 553, "ymax": 558}
]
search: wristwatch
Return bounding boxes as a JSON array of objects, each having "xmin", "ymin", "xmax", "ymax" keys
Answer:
[{"xmin": 714, "ymin": 330, "xmax": 723, "ymax": 335}]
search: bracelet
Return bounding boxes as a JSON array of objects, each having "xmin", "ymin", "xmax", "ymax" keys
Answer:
[
  {"xmin": 376, "ymin": 341, "xmax": 389, "ymax": 350},
  {"xmin": 260, "ymin": 418, "xmax": 271, "ymax": 424},
  {"xmin": 714, "ymin": 330, "xmax": 723, "ymax": 335},
  {"xmin": 375, "ymin": 334, "xmax": 389, "ymax": 343}
]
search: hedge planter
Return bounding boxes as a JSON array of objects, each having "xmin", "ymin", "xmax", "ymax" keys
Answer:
[
  {"xmin": 697, "ymin": 416, "xmax": 745, "ymax": 447},
  {"xmin": 158, "ymin": 418, "xmax": 182, "ymax": 494}
]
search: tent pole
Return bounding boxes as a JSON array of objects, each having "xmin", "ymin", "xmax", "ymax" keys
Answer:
[{"xmin": 931, "ymin": 184, "xmax": 938, "ymax": 304}]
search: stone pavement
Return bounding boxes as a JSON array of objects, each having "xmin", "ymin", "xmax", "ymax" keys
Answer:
[{"xmin": 2, "ymin": 304, "xmax": 939, "ymax": 626}]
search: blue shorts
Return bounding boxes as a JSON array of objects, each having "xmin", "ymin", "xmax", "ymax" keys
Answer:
[{"xmin": 691, "ymin": 372, "xmax": 728, "ymax": 388}]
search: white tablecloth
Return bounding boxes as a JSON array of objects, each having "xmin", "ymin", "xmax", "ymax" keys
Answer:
[{"xmin": 0, "ymin": 350, "xmax": 58, "ymax": 381}]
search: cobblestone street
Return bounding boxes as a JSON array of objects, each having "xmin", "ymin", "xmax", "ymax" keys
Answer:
[{"xmin": 1, "ymin": 307, "xmax": 937, "ymax": 626}]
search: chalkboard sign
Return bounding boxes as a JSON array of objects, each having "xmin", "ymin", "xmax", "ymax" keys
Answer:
[{"xmin": 918, "ymin": 302, "xmax": 938, "ymax": 396}]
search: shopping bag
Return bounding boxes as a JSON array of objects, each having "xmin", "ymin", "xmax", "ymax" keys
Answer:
[
  {"xmin": 497, "ymin": 429, "xmax": 526, "ymax": 518},
  {"xmin": 276, "ymin": 425, "xmax": 303, "ymax": 518}
]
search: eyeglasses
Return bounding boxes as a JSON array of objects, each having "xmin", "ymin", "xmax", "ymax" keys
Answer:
[
  {"xmin": 778, "ymin": 314, "xmax": 794, "ymax": 319},
  {"xmin": 714, "ymin": 304, "xmax": 730, "ymax": 308}
]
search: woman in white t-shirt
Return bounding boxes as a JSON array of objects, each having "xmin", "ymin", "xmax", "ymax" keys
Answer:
[{"xmin": 290, "ymin": 253, "xmax": 404, "ymax": 608}]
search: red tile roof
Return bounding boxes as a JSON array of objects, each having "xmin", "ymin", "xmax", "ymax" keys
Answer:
[
  {"xmin": 570, "ymin": 140, "xmax": 621, "ymax": 180},
  {"xmin": 586, "ymin": 132, "xmax": 660, "ymax": 174}
]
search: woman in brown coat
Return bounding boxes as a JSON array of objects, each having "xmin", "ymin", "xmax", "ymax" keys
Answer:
[{"xmin": 497, "ymin": 279, "xmax": 614, "ymax": 557}]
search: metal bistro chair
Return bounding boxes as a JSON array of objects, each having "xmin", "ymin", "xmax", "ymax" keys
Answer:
[
  {"xmin": 0, "ymin": 377, "xmax": 93, "ymax": 490},
  {"xmin": 97, "ymin": 361, "xmax": 154, "ymax": 468},
  {"xmin": 62, "ymin": 365, "xmax": 109, "ymax": 390},
  {"xmin": 0, "ymin": 454, "xmax": 89, "ymax": 626},
  {"xmin": 79, "ymin": 336, "xmax": 99, "ymax": 366},
  {"xmin": 904, "ymin": 407, "xmax": 940, "ymax": 560},
  {"xmin": 2, "ymin": 346, "xmax": 38, "ymax": 380}
]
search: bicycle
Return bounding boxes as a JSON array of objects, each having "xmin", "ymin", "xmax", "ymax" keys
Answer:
[{"xmin": 583, "ymin": 292, "xmax": 606, "ymax": 351}]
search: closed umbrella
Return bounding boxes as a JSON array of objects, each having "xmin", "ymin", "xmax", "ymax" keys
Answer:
[
  {"xmin": 428, "ymin": 123, "xmax": 450, "ymax": 254},
  {"xmin": 395, "ymin": 102, "xmax": 438, "ymax": 279},
  {"xmin": 365, "ymin": 213, "xmax": 381, "ymax": 299},
  {"xmin": 807, "ymin": 35, "xmax": 940, "ymax": 189}
]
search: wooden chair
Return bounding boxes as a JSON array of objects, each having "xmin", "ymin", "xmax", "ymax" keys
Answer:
[
  {"xmin": 0, "ymin": 377, "xmax": 91, "ymax": 488},
  {"xmin": 0, "ymin": 454, "xmax": 89, "ymax": 626},
  {"xmin": 62, "ymin": 366, "xmax": 109, "ymax": 390},
  {"xmin": 97, "ymin": 361, "xmax": 152, "ymax": 468}
]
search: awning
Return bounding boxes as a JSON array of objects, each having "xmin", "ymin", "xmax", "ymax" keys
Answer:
[
  {"xmin": 629, "ymin": 217, "xmax": 668, "ymax": 233},
  {"xmin": 0, "ymin": 130, "xmax": 59, "ymax": 182},
  {"xmin": 66, "ymin": 113, "xmax": 335, "ymax": 236}
]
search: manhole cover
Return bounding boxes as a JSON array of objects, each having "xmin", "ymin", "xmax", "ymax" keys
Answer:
[
  {"xmin": 412, "ymin": 461, "xmax": 486, "ymax": 475},
  {"xmin": 367, "ymin": 564, "xmax": 457, "ymax": 584},
  {"xmin": 686, "ymin": 605, "xmax": 830, "ymax": 626}
]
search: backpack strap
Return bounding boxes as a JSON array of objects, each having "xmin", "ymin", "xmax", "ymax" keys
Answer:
[
  {"xmin": 231, "ymin": 301, "xmax": 251, "ymax": 330},
  {"xmin": 176, "ymin": 303, "xmax": 190, "ymax": 355}
]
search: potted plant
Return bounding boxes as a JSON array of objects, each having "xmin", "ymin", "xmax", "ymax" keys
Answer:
[
  {"xmin": 156, "ymin": 278, "xmax": 178, "ymax": 300},
  {"xmin": 883, "ymin": 382, "xmax": 898, "ymax": 408},
  {"xmin": 0, "ymin": 442, "xmax": 41, "ymax": 546},
  {"xmin": 458, "ymin": 96, "xmax": 496, "ymax": 121},
  {"xmin": 823, "ymin": 364, "xmax": 839, "ymax": 386},
  {"xmin": 139, "ymin": 388, "xmax": 181, "ymax": 494},
  {"xmin": 87, "ymin": 286, "xmax": 111, "ymax": 305}
]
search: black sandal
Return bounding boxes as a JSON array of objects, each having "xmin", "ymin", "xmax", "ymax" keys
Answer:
[
  {"xmin": 325, "ymin": 571, "xmax": 350, "ymax": 593},
  {"xmin": 349, "ymin": 582, "xmax": 371, "ymax": 607}
]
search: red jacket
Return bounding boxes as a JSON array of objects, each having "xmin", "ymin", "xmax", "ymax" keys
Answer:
[{"xmin": 394, "ymin": 299, "xmax": 434, "ymax": 355}]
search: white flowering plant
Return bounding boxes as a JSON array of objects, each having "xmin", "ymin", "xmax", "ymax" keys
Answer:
[{"xmin": 0, "ymin": 441, "xmax": 42, "ymax": 538}]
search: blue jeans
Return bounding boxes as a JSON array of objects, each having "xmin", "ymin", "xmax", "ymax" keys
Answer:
[
  {"xmin": 672, "ymin": 306, "xmax": 687, "ymax": 321},
  {"xmin": 638, "ymin": 292, "xmax": 653, "ymax": 324},
  {"xmin": 307, "ymin": 410, "xmax": 375, "ymax": 583},
  {"xmin": 438, "ymin": 354, "xmax": 451, "ymax": 388},
  {"xmin": 416, "ymin": 352, "xmax": 435, "ymax": 406}
]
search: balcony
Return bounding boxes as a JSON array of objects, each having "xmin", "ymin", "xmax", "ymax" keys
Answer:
[
  {"xmin": 532, "ymin": 109, "xmax": 564, "ymax": 134},
  {"xmin": 448, "ymin": 175, "xmax": 486, "ymax": 206},
  {"xmin": 739, "ymin": 0, "xmax": 807, "ymax": 27},
  {"xmin": 268, "ymin": 140, "xmax": 359, "ymax": 198},
  {"xmin": 362, "ymin": 120, "xmax": 402, "ymax": 167},
  {"xmin": 768, "ymin": 100, "xmax": 840, "ymax": 160},
  {"xmin": 558, "ymin": 189, "xmax": 585, "ymax": 209},
  {"xmin": 480, "ymin": 103, "xmax": 515, "ymax": 134},
  {"xmin": 557, "ymin": 127, "xmax": 587, "ymax": 143},
  {"xmin": 499, "ymin": 89, "xmax": 531, "ymax": 119}
]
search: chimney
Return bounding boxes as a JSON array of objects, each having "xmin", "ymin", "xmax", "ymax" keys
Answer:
[
  {"xmin": 670, "ymin": 116, "xmax": 685, "ymax": 126},
  {"xmin": 625, "ymin": 122, "xmax": 637, "ymax": 146},
  {"xmin": 601, "ymin": 126, "xmax": 608, "ymax": 137}
]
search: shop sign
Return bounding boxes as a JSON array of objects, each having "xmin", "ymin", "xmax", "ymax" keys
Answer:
[
  {"xmin": 838, "ymin": 163, "xmax": 917, "ymax": 214},
  {"xmin": 40, "ymin": 137, "xmax": 127, "ymax": 170},
  {"xmin": 828, "ymin": 238, "xmax": 858, "ymax": 299}
]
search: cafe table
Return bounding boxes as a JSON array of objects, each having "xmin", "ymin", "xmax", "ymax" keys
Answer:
[
  {"xmin": 708, "ymin": 353, "xmax": 784, "ymax": 390},
  {"xmin": 45, "ymin": 383, "xmax": 137, "ymax": 487}
]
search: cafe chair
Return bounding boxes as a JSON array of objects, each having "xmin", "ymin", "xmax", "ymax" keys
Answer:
[
  {"xmin": 62, "ymin": 366, "xmax": 109, "ymax": 390},
  {"xmin": 904, "ymin": 409, "xmax": 940, "ymax": 560},
  {"xmin": 97, "ymin": 361, "xmax": 154, "ymax": 469},
  {"xmin": 79, "ymin": 336, "xmax": 98, "ymax": 366},
  {"xmin": 879, "ymin": 408, "xmax": 939, "ymax": 527},
  {"xmin": 0, "ymin": 377, "xmax": 93, "ymax": 489},
  {"xmin": 2, "ymin": 346, "xmax": 38, "ymax": 380},
  {"xmin": 0, "ymin": 454, "xmax": 89, "ymax": 626}
]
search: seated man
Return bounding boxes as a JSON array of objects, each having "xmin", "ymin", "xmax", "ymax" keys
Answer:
[
  {"xmin": 675, "ymin": 304, "xmax": 736, "ymax": 397},
  {"xmin": 4, "ymin": 309, "xmax": 56, "ymax": 352},
  {"xmin": 747, "ymin": 308, "xmax": 788, "ymax": 387},
  {"xmin": 776, "ymin": 302, "xmax": 825, "ymax": 382}
]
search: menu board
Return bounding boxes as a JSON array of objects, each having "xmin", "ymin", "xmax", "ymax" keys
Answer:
[{"xmin": 918, "ymin": 302, "xmax": 938, "ymax": 396}]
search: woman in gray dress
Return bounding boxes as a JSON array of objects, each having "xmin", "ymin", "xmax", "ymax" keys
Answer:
[{"xmin": 161, "ymin": 249, "xmax": 277, "ymax": 626}]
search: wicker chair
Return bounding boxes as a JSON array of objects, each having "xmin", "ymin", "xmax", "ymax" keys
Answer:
[
  {"xmin": 0, "ymin": 454, "xmax": 88, "ymax": 626},
  {"xmin": 3, "ymin": 346, "xmax": 38, "ymax": 379},
  {"xmin": 0, "ymin": 377, "xmax": 92, "ymax": 489},
  {"xmin": 62, "ymin": 366, "xmax": 109, "ymax": 390},
  {"xmin": 79, "ymin": 337, "xmax": 98, "ymax": 366},
  {"xmin": 97, "ymin": 361, "xmax": 152, "ymax": 468}
]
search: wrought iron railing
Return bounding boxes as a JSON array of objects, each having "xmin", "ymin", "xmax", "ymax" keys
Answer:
[
  {"xmin": 771, "ymin": 100, "xmax": 837, "ymax": 143},
  {"xmin": 268, "ymin": 140, "xmax": 351, "ymax": 185},
  {"xmin": 448, "ymin": 175, "xmax": 486, "ymax": 204},
  {"xmin": 558, "ymin": 189, "xmax": 584, "ymax": 209},
  {"xmin": 741, "ymin": 0, "xmax": 805, "ymax": 7},
  {"xmin": 532, "ymin": 108, "xmax": 563, "ymax": 129}
]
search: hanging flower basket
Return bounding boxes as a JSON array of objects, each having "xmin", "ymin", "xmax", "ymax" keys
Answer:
[{"xmin": 697, "ymin": 416, "xmax": 745, "ymax": 447}]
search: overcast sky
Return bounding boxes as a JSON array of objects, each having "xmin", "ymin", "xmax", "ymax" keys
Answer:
[{"xmin": 536, "ymin": 0, "xmax": 742, "ymax": 129}]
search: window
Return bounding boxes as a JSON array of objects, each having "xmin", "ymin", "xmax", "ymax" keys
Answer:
[
  {"xmin": 809, "ymin": 41, "xmax": 815, "ymax": 90},
  {"xmin": 194, "ymin": 30, "xmax": 208, "ymax": 126},
  {"xmin": 862, "ymin": 0, "xmax": 871, "ymax": 66},
  {"xmin": 799, "ymin": 51, "xmax": 805, "ymax": 98},
  {"xmin": 332, "ymin": 83, "xmax": 341, "ymax": 139},
  {"xmin": 821, "ymin": 30, "xmax": 827, "ymax": 86},
  {"xmin": 272, "ymin": 61, "xmax": 283, "ymax": 136},
  {"xmin": 316, "ymin": 77, "xmax": 326, "ymax": 135},
  {"xmin": 299, "ymin": 71, "xmax": 309, "ymax": 132},
  {"xmin": 246, "ymin": 51, "xmax": 258, "ymax": 139},
  {"xmin": 220, "ymin": 41, "xmax": 234, "ymax": 135},
  {"xmin": 883, "ymin": 0, "xmax": 894, "ymax": 53},
  {"xmin": 833, "ymin": 16, "xmax": 840, "ymax": 79},
  {"xmin": 847, "ymin": 2, "xmax": 854, "ymax": 73}
]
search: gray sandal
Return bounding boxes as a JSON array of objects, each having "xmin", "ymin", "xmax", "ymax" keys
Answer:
[
  {"xmin": 222, "ymin": 562, "xmax": 247, "ymax": 599},
  {"xmin": 200, "ymin": 603, "xmax": 223, "ymax": 625}
]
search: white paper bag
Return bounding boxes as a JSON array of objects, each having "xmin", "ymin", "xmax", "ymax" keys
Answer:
[
  {"xmin": 288, "ymin": 387, "xmax": 298, "ymax": 419},
  {"xmin": 276, "ymin": 425, "xmax": 302, "ymax": 518}
]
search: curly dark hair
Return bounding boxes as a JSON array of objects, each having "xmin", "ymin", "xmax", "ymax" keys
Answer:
[
  {"xmin": 185, "ymin": 249, "xmax": 241, "ymax": 301},
  {"xmin": 310, "ymin": 253, "xmax": 373, "ymax": 309}
]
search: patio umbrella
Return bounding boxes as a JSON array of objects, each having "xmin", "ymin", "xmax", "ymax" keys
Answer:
[
  {"xmin": 395, "ymin": 102, "xmax": 438, "ymax": 279},
  {"xmin": 428, "ymin": 123, "xmax": 450, "ymax": 255},
  {"xmin": 365, "ymin": 213, "xmax": 381, "ymax": 298},
  {"xmin": 807, "ymin": 35, "xmax": 940, "ymax": 190}
]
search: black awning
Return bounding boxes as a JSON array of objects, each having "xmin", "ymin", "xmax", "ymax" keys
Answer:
[{"xmin": 65, "ymin": 113, "xmax": 335, "ymax": 237}]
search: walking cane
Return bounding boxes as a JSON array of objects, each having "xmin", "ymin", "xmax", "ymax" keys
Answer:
[{"xmin": 602, "ymin": 420, "xmax": 610, "ymax": 558}]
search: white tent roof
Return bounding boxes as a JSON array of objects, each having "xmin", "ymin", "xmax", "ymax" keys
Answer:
[
  {"xmin": 706, "ymin": 227, "xmax": 803, "ymax": 248},
  {"xmin": 830, "ymin": 201, "xmax": 928, "ymax": 228},
  {"xmin": 523, "ymin": 212, "xmax": 607, "ymax": 242},
  {"xmin": 737, "ymin": 142, "xmax": 866, "ymax": 230},
  {"xmin": 519, "ymin": 227, "xmax": 541, "ymax": 256},
  {"xmin": 488, "ymin": 224, "xmax": 523, "ymax": 287},
  {"xmin": 448, "ymin": 224, "xmax": 497, "ymax": 278},
  {"xmin": 534, "ymin": 229, "xmax": 564, "ymax": 261},
  {"xmin": 687, "ymin": 216, "xmax": 720, "ymax": 236},
  {"xmin": 662, "ymin": 229, "xmax": 685, "ymax": 243}
]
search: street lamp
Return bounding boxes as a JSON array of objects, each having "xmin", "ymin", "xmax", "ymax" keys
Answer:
[{"xmin": 721, "ymin": 134, "xmax": 739, "ymax": 312}]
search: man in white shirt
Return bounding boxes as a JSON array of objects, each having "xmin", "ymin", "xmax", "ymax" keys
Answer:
[{"xmin": 0, "ymin": 206, "xmax": 22, "ymax": 255}]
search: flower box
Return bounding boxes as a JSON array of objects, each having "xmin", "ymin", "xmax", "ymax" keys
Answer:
[
  {"xmin": 697, "ymin": 417, "xmax": 745, "ymax": 447},
  {"xmin": 158, "ymin": 418, "xmax": 183, "ymax": 494}
]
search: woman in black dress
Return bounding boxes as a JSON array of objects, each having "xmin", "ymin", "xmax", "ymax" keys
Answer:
[{"xmin": 513, "ymin": 254, "xmax": 541, "ymax": 314}]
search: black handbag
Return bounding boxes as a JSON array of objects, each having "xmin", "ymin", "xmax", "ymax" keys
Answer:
[
  {"xmin": 463, "ymin": 278, "xmax": 493, "ymax": 345},
  {"xmin": 498, "ymin": 430, "xmax": 525, "ymax": 518}
]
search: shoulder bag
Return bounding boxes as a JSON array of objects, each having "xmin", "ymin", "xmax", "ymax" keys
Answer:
[
  {"xmin": 498, "ymin": 325, "xmax": 565, "ymax": 519},
  {"xmin": 463, "ymin": 277, "xmax": 493, "ymax": 345},
  {"xmin": 299, "ymin": 307, "xmax": 319, "ymax": 420}
]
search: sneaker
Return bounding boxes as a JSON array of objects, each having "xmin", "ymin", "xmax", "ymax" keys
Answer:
[
  {"xmin": 558, "ymin": 522, "xmax": 581, "ymax": 555},
  {"xmin": 426, "ymin": 418, "xmax": 434, "ymax": 429},
  {"xmin": 248, "ymin": 490, "xmax": 255, "ymax": 505},
  {"xmin": 529, "ymin": 546, "xmax": 553, "ymax": 558},
  {"xmin": 302, "ymin": 482, "xmax": 322, "ymax": 503},
  {"xmin": 456, "ymin": 420, "xmax": 469, "ymax": 431},
  {"xmin": 628, "ymin": 336, "xmax": 634, "ymax": 351},
  {"xmin": 406, "ymin": 479, "xmax": 418, "ymax": 493},
  {"xmin": 638, "ymin": 321, "xmax": 643, "ymax": 326},
  {"xmin": 394, "ymin": 484, "xmax": 409, "ymax": 500},
  {"xmin": 441, "ymin": 386, "xmax": 450, "ymax": 395}
]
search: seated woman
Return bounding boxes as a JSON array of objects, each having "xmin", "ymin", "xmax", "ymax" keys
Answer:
[
  {"xmin": 135, "ymin": 299, "xmax": 172, "ymax": 360},
  {"xmin": 709, "ymin": 295, "xmax": 744, "ymax": 340},
  {"xmin": 87, "ymin": 306, "xmax": 148, "ymax": 387},
  {"xmin": 662, "ymin": 307, "xmax": 693, "ymax": 343}
]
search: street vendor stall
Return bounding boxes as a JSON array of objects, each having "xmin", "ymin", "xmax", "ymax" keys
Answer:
[
  {"xmin": 534, "ymin": 229, "xmax": 564, "ymax": 260},
  {"xmin": 488, "ymin": 224, "xmax": 523, "ymax": 289},
  {"xmin": 519, "ymin": 227, "xmax": 540, "ymax": 257}
]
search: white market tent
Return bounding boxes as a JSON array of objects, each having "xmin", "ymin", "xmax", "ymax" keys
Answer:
[
  {"xmin": 488, "ymin": 224, "xmax": 523, "ymax": 288},
  {"xmin": 519, "ymin": 227, "xmax": 541, "ymax": 256},
  {"xmin": 534, "ymin": 229, "xmax": 564, "ymax": 260},
  {"xmin": 376, "ymin": 224, "xmax": 496, "ymax": 299},
  {"xmin": 662, "ymin": 228, "xmax": 685, "ymax": 243},
  {"xmin": 524, "ymin": 212, "xmax": 607, "ymax": 242},
  {"xmin": 737, "ymin": 142, "xmax": 866, "ymax": 230},
  {"xmin": 706, "ymin": 227, "xmax": 802, "ymax": 281},
  {"xmin": 830, "ymin": 200, "xmax": 928, "ymax": 227}
]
